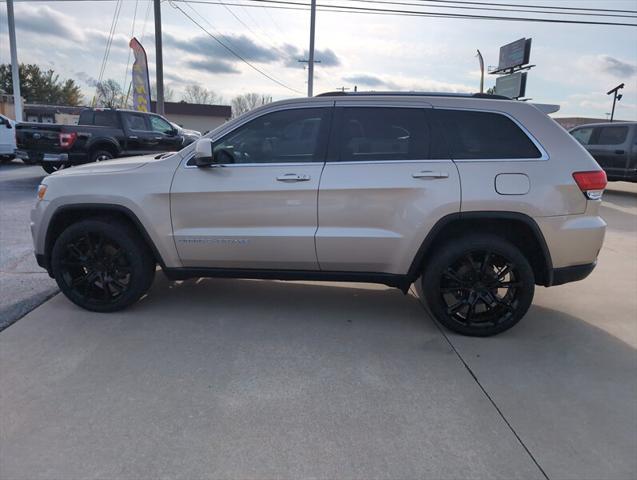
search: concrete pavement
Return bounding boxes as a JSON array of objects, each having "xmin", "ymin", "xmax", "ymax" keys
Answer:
[
  {"xmin": 0, "ymin": 182, "xmax": 635, "ymax": 479},
  {"xmin": 0, "ymin": 164, "xmax": 57, "ymax": 330}
]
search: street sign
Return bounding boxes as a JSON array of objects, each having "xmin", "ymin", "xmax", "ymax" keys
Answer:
[
  {"xmin": 495, "ymin": 72, "xmax": 527, "ymax": 99},
  {"xmin": 497, "ymin": 38, "xmax": 532, "ymax": 71}
]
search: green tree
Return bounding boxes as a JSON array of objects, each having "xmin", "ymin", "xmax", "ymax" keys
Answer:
[{"xmin": 0, "ymin": 63, "xmax": 83, "ymax": 106}]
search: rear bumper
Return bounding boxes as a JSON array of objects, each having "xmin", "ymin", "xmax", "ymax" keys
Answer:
[
  {"xmin": 551, "ymin": 262, "xmax": 596, "ymax": 286},
  {"xmin": 16, "ymin": 150, "xmax": 85, "ymax": 164}
]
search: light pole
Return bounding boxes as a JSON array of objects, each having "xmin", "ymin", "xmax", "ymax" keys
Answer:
[
  {"xmin": 607, "ymin": 83, "xmax": 624, "ymax": 123},
  {"xmin": 307, "ymin": 0, "xmax": 316, "ymax": 97},
  {"xmin": 6, "ymin": 0, "xmax": 22, "ymax": 122},
  {"xmin": 154, "ymin": 0, "xmax": 165, "ymax": 115},
  {"xmin": 476, "ymin": 49, "xmax": 484, "ymax": 94}
]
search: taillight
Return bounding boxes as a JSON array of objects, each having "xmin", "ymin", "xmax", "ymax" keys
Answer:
[
  {"xmin": 59, "ymin": 132, "xmax": 77, "ymax": 149},
  {"xmin": 573, "ymin": 170, "xmax": 607, "ymax": 200}
]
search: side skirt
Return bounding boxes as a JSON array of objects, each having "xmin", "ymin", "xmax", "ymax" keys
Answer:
[{"xmin": 162, "ymin": 267, "xmax": 412, "ymax": 293}]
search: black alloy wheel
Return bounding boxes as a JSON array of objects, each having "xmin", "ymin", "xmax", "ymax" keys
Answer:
[
  {"xmin": 51, "ymin": 219, "xmax": 155, "ymax": 312},
  {"xmin": 422, "ymin": 235, "xmax": 534, "ymax": 336}
]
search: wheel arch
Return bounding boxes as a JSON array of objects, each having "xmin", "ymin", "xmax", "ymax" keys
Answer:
[
  {"xmin": 43, "ymin": 204, "xmax": 166, "ymax": 273},
  {"xmin": 407, "ymin": 211, "xmax": 554, "ymax": 287},
  {"xmin": 87, "ymin": 138, "xmax": 120, "ymax": 158}
]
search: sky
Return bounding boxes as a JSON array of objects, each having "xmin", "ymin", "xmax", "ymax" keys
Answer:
[{"xmin": 0, "ymin": 0, "xmax": 636, "ymax": 120}]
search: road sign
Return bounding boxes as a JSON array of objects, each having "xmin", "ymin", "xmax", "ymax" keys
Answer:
[{"xmin": 495, "ymin": 72, "xmax": 527, "ymax": 99}]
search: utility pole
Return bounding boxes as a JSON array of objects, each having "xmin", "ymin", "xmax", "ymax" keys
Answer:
[
  {"xmin": 154, "ymin": 0, "xmax": 165, "ymax": 115},
  {"xmin": 607, "ymin": 83, "xmax": 624, "ymax": 123},
  {"xmin": 476, "ymin": 49, "xmax": 484, "ymax": 94},
  {"xmin": 307, "ymin": 0, "xmax": 316, "ymax": 97},
  {"xmin": 6, "ymin": 0, "xmax": 22, "ymax": 122}
]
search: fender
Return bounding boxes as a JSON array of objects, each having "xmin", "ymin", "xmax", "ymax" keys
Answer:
[{"xmin": 405, "ymin": 211, "xmax": 554, "ymax": 286}]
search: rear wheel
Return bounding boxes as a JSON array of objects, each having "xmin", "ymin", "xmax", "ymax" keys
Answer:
[
  {"xmin": 51, "ymin": 219, "xmax": 156, "ymax": 312},
  {"xmin": 90, "ymin": 149, "xmax": 114, "ymax": 163},
  {"xmin": 42, "ymin": 162, "xmax": 69, "ymax": 174},
  {"xmin": 422, "ymin": 234, "xmax": 534, "ymax": 337}
]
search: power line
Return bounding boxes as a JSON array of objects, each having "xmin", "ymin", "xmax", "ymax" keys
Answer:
[
  {"xmin": 181, "ymin": 0, "xmax": 637, "ymax": 26},
  {"xmin": 406, "ymin": 0, "xmax": 637, "ymax": 15},
  {"xmin": 169, "ymin": 1, "xmax": 305, "ymax": 94},
  {"xmin": 95, "ymin": 0, "xmax": 123, "ymax": 104},
  {"xmin": 341, "ymin": 0, "xmax": 637, "ymax": 19}
]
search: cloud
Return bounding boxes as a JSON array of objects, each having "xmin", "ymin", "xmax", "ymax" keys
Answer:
[
  {"xmin": 186, "ymin": 59, "xmax": 240, "ymax": 74},
  {"xmin": 343, "ymin": 74, "xmax": 387, "ymax": 87},
  {"xmin": 1, "ymin": 5, "xmax": 82, "ymax": 41},
  {"xmin": 598, "ymin": 55, "xmax": 637, "ymax": 78},
  {"xmin": 164, "ymin": 33, "xmax": 278, "ymax": 64},
  {"xmin": 75, "ymin": 71, "xmax": 98, "ymax": 87}
]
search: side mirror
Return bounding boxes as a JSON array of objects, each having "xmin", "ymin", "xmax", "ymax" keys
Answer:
[
  {"xmin": 194, "ymin": 138, "xmax": 214, "ymax": 167},
  {"xmin": 6, "ymin": 122, "xmax": 12, "ymax": 129}
]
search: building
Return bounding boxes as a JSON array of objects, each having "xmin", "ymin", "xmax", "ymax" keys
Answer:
[{"xmin": 150, "ymin": 101, "xmax": 232, "ymax": 133}]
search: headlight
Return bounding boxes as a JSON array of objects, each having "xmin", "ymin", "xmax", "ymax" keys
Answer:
[{"xmin": 37, "ymin": 184, "xmax": 47, "ymax": 201}]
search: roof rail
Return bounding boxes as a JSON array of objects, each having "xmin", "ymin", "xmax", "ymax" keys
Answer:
[{"xmin": 315, "ymin": 91, "xmax": 511, "ymax": 100}]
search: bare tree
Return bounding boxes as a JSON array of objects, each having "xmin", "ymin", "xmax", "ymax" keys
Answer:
[
  {"xmin": 95, "ymin": 79, "xmax": 123, "ymax": 108},
  {"xmin": 231, "ymin": 93, "xmax": 272, "ymax": 118},
  {"xmin": 182, "ymin": 85, "xmax": 220, "ymax": 104},
  {"xmin": 150, "ymin": 83, "xmax": 175, "ymax": 102}
]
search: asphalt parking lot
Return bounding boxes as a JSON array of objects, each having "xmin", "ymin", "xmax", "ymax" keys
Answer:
[{"xmin": 0, "ymin": 163, "xmax": 636, "ymax": 479}]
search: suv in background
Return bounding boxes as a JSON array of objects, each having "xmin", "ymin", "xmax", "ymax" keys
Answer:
[
  {"xmin": 16, "ymin": 108, "xmax": 193, "ymax": 174},
  {"xmin": 30, "ymin": 93, "xmax": 607, "ymax": 337},
  {"xmin": 570, "ymin": 121, "xmax": 637, "ymax": 182}
]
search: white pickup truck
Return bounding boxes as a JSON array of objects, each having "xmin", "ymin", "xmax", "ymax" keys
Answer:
[{"xmin": 0, "ymin": 113, "xmax": 16, "ymax": 163}]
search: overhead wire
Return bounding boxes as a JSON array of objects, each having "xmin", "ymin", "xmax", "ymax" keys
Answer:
[{"xmin": 169, "ymin": 0, "xmax": 305, "ymax": 94}]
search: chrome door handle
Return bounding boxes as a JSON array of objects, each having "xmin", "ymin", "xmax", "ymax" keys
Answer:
[
  {"xmin": 276, "ymin": 173, "xmax": 311, "ymax": 182},
  {"xmin": 412, "ymin": 171, "xmax": 449, "ymax": 179},
  {"xmin": 128, "ymin": 135, "xmax": 138, "ymax": 139}
]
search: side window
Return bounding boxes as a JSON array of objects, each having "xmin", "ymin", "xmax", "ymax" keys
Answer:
[
  {"xmin": 150, "ymin": 116, "xmax": 174, "ymax": 134},
  {"xmin": 594, "ymin": 126, "xmax": 628, "ymax": 145},
  {"xmin": 433, "ymin": 109, "xmax": 542, "ymax": 159},
  {"xmin": 337, "ymin": 107, "xmax": 429, "ymax": 161},
  {"xmin": 212, "ymin": 108, "xmax": 329, "ymax": 164},
  {"xmin": 93, "ymin": 111, "xmax": 118, "ymax": 128},
  {"xmin": 571, "ymin": 127, "xmax": 594, "ymax": 146},
  {"xmin": 78, "ymin": 111, "xmax": 94, "ymax": 125},
  {"xmin": 123, "ymin": 113, "xmax": 149, "ymax": 131}
]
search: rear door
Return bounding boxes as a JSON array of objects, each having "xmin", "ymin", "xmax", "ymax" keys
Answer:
[
  {"xmin": 590, "ymin": 125, "xmax": 630, "ymax": 179},
  {"xmin": 316, "ymin": 102, "xmax": 461, "ymax": 274},
  {"xmin": 170, "ymin": 105, "xmax": 332, "ymax": 269}
]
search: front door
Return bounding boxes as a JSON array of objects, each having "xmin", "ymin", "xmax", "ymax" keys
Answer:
[
  {"xmin": 171, "ymin": 106, "xmax": 332, "ymax": 270},
  {"xmin": 148, "ymin": 114, "xmax": 184, "ymax": 152},
  {"xmin": 316, "ymin": 104, "xmax": 461, "ymax": 275}
]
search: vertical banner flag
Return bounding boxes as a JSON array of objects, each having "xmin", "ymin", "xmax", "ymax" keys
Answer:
[{"xmin": 129, "ymin": 37, "xmax": 151, "ymax": 112}]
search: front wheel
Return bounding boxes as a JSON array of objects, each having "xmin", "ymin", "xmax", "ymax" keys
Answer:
[
  {"xmin": 51, "ymin": 219, "xmax": 156, "ymax": 312},
  {"xmin": 421, "ymin": 234, "xmax": 535, "ymax": 337}
]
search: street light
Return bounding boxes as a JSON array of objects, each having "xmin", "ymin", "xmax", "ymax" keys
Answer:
[{"xmin": 607, "ymin": 83, "xmax": 624, "ymax": 123}]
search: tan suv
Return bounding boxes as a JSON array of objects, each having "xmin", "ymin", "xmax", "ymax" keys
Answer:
[{"xmin": 31, "ymin": 93, "xmax": 607, "ymax": 336}]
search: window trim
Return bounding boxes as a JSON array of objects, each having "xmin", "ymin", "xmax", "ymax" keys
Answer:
[{"xmin": 431, "ymin": 106, "xmax": 549, "ymax": 162}]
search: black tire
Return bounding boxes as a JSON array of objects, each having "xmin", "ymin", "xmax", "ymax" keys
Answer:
[
  {"xmin": 42, "ymin": 162, "xmax": 69, "ymax": 174},
  {"xmin": 51, "ymin": 219, "xmax": 156, "ymax": 312},
  {"xmin": 90, "ymin": 149, "xmax": 115, "ymax": 163},
  {"xmin": 421, "ymin": 234, "xmax": 534, "ymax": 337}
]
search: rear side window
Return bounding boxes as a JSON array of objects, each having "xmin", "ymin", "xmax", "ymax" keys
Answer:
[
  {"xmin": 433, "ymin": 109, "xmax": 542, "ymax": 159},
  {"xmin": 571, "ymin": 127, "xmax": 594, "ymax": 146},
  {"xmin": 93, "ymin": 111, "xmax": 118, "ymax": 128},
  {"xmin": 337, "ymin": 107, "xmax": 430, "ymax": 161},
  {"xmin": 594, "ymin": 126, "xmax": 628, "ymax": 145},
  {"xmin": 78, "ymin": 110, "xmax": 94, "ymax": 125},
  {"xmin": 123, "ymin": 113, "xmax": 149, "ymax": 131}
]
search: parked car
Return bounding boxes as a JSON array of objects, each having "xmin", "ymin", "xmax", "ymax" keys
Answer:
[
  {"xmin": 15, "ymin": 108, "xmax": 189, "ymax": 174},
  {"xmin": 569, "ymin": 121, "xmax": 637, "ymax": 182},
  {"xmin": 31, "ymin": 92, "xmax": 607, "ymax": 336},
  {"xmin": 0, "ymin": 113, "xmax": 16, "ymax": 164}
]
